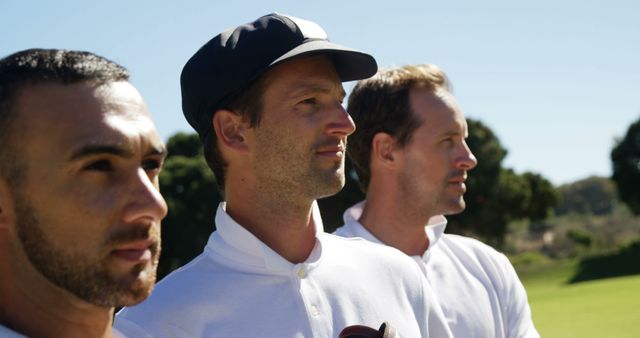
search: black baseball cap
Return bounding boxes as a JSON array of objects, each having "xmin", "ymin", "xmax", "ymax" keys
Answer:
[{"xmin": 181, "ymin": 13, "xmax": 378, "ymax": 140}]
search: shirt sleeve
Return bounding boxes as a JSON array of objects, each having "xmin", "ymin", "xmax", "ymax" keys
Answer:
[{"xmin": 498, "ymin": 253, "xmax": 541, "ymax": 338}]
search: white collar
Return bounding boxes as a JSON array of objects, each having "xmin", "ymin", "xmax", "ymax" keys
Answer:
[
  {"xmin": 205, "ymin": 201, "xmax": 325, "ymax": 275},
  {"xmin": 342, "ymin": 201, "xmax": 447, "ymax": 260},
  {"xmin": 0, "ymin": 324, "xmax": 27, "ymax": 338}
]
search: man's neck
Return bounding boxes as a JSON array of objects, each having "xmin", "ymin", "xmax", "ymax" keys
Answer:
[
  {"xmin": 225, "ymin": 187, "xmax": 318, "ymax": 264},
  {"xmin": 358, "ymin": 191, "xmax": 432, "ymax": 257}
]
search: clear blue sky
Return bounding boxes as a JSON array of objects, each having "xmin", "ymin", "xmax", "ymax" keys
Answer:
[{"xmin": 3, "ymin": 0, "xmax": 639, "ymax": 185}]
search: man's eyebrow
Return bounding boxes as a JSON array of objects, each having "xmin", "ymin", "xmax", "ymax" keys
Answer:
[
  {"xmin": 440, "ymin": 131, "xmax": 462, "ymax": 137},
  {"xmin": 288, "ymin": 83, "xmax": 346, "ymax": 99},
  {"xmin": 68, "ymin": 144, "xmax": 133, "ymax": 161},
  {"xmin": 68, "ymin": 144, "xmax": 168, "ymax": 162}
]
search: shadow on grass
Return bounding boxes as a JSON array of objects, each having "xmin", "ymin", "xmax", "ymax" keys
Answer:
[{"xmin": 570, "ymin": 240, "xmax": 640, "ymax": 283}]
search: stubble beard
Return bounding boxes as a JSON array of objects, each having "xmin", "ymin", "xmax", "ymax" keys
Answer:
[
  {"xmin": 13, "ymin": 193, "xmax": 158, "ymax": 308},
  {"xmin": 255, "ymin": 156, "xmax": 345, "ymax": 205},
  {"xmin": 254, "ymin": 132, "xmax": 346, "ymax": 204},
  {"xmin": 307, "ymin": 154, "xmax": 346, "ymax": 198},
  {"xmin": 398, "ymin": 169, "xmax": 468, "ymax": 220},
  {"xmin": 431, "ymin": 183, "xmax": 468, "ymax": 217},
  {"xmin": 442, "ymin": 170, "xmax": 469, "ymax": 216},
  {"xmin": 443, "ymin": 195, "xmax": 466, "ymax": 215}
]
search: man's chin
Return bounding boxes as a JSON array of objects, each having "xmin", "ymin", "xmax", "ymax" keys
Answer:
[
  {"xmin": 442, "ymin": 198, "xmax": 466, "ymax": 215},
  {"xmin": 118, "ymin": 286, "xmax": 155, "ymax": 306},
  {"xmin": 108, "ymin": 263, "xmax": 157, "ymax": 306},
  {"xmin": 113, "ymin": 275, "xmax": 156, "ymax": 307},
  {"xmin": 316, "ymin": 176, "xmax": 346, "ymax": 199}
]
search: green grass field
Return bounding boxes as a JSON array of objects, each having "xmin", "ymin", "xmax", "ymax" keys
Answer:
[{"xmin": 519, "ymin": 261, "xmax": 640, "ymax": 338}]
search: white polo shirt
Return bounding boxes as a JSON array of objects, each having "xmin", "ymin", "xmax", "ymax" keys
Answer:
[
  {"xmin": 335, "ymin": 201, "xmax": 540, "ymax": 338},
  {"xmin": 0, "ymin": 325, "xmax": 27, "ymax": 338},
  {"xmin": 0, "ymin": 319, "xmax": 125, "ymax": 337},
  {"xmin": 115, "ymin": 202, "xmax": 452, "ymax": 338}
]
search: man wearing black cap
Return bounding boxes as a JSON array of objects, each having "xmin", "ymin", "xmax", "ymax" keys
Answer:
[{"xmin": 116, "ymin": 13, "xmax": 452, "ymax": 338}]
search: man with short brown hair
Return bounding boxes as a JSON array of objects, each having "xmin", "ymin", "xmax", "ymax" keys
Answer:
[
  {"xmin": 0, "ymin": 48, "xmax": 167, "ymax": 338},
  {"xmin": 336, "ymin": 64, "xmax": 539, "ymax": 338}
]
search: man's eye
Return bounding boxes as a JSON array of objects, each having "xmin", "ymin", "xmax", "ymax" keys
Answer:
[
  {"xmin": 85, "ymin": 160, "xmax": 113, "ymax": 172},
  {"xmin": 300, "ymin": 97, "xmax": 317, "ymax": 105},
  {"xmin": 142, "ymin": 159, "xmax": 163, "ymax": 171},
  {"xmin": 441, "ymin": 138, "xmax": 454, "ymax": 147}
]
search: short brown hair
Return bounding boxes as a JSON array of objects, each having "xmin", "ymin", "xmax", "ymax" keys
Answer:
[
  {"xmin": 0, "ymin": 49, "xmax": 128, "ymax": 186},
  {"xmin": 347, "ymin": 64, "xmax": 451, "ymax": 191}
]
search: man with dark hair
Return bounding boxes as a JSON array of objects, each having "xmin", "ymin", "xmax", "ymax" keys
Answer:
[
  {"xmin": 0, "ymin": 49, "xmax": 168, "ymax": 338},
  {"xmin": 335, "ymin": 64, "xmax": 540, "ymax": 338},
  {"xmin": 116, "ymin": 14, "xmax": 452, "ymax": 338}
]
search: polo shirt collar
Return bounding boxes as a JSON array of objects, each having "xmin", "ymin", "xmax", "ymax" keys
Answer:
[
  {"xmin": 342, "ymin": 201, "xmax": 447, "ymax": 259},
  {"xmin": 206, "ymin": 201, "xmax": 324, "ymax": 275}
]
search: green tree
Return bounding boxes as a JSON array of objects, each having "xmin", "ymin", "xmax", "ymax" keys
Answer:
[
  {"xmin": 165, "ymin": 131, "xmax": 205, "ymax": 158},
  {"xmin": 449, "ymin": 167, "xmax": 532, "ymax": 246},
  {"xmin": 611, "ymin": 118, "xmax": 640, "ymax": 214},
  {"xmin": 522, "ymin": 171, "xmax": 559, "ymax": 221},
  {"xmin": 555, "ymin": 176, "xmax": 618, "ymax": 215},
  {"xmin": 158, "ymin": 132, "xmax": 222, "ymax": 279}
]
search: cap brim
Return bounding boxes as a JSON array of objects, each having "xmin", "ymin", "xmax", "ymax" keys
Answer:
[{"xmin": 271, "ymin": 40, "xmax": 378, "ymax": 82}]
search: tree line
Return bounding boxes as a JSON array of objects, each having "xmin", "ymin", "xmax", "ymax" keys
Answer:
[{"xmin": 156, "ymin": 117, "xmax": 640, "ymax": 280}]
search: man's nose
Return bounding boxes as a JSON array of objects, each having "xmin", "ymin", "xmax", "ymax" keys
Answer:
[
  {"xmin": 458, "ymin": 142, "xmax": 478, "ymax": 170},
  {"xmin": 122, "ymin": 168, "xmax": 168, "ymax": 225},
  {"xmin": 325, "ymin": 104, "xmax": 356, "ymax": 137}
]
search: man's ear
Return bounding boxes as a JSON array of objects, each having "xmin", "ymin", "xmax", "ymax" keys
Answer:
[
  {"xmin": 371, "ymin": 132, "xmax": 398, "ymax": 168},
  {"xmin": 212, "ymin": 109, "xmax": 249, "ymax": 152}
]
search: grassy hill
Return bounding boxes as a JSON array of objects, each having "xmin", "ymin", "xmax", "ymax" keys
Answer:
[{"xmin": 519, "ymin": 260, "xmax": 640, "ymax": 338}]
